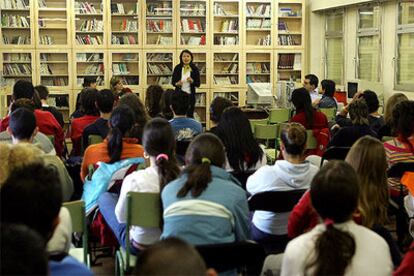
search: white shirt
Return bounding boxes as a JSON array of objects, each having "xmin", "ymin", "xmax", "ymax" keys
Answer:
[
  {"xmin": 281, "ymin": 221, "xmax": 393, "ymax": 276},
  {"xmin": 224, "ymin": 150, "xmax": 267, "ymax": 172},
  {"xmin": 115, "ymin": 166, "xmax": 161, "ymax": 245},
  {"xmin": 310, "ymin": 88, "xmax": 321, "ymax": 102},
  {"xmin": 181, "ymin": 68, "xmax": 191, "ymax": 94}
]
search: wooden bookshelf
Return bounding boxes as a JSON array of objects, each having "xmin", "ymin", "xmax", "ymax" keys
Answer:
[
  {"xmin": 144, "ymin": 50, "xmax": 175, "ymax": 89},
  {"xmin": 1, "ymin": 50, "xmax": 35, "ymax": 86},
  {"xmin": 37, "ymin": 50, "xmax": 72, "ymax": 91},
  {"xmin": 212, "ymin": 88, "xmax": 242, "ymax": 107},
  {"xmin": 277, "ymin": 1, "xmax": 304, "ymax": 49},
  {"xmin": 212, "ymin": 51, "xmax": 241, "ymax": 88},
  {"xmin": 74, "ymin": 51, "xmax": 106, "ymax": 89},
  {"xmin": 194, "ymin": 88, "xmax": 208, "ymax": 127},
  {"xmin": 109, "ymin": 0, "xmax": 140, "ymax": 47},
  {"xmin": 211, "ymin": 0, "xmax": 241, "ymax": 48},
  {"xmin": 245, "ymin": 50, "xmax": 273, "ymax": 85},
  {"xmin": 109, "ymin": 50, "xmax": 141, "ymax": 91},
  {"xmin": 244, "ymin": 0, "xmax": 274, "ymax": 49},
  {"xmin": 276, "ymin": 50, "xmax": 303, "ymax": 87},
  {"xmin": 144, "ymin": 0, "xmax": 175, "ymax": 48},
  {"xmin": 178, "ymin": 0, "xmax": 208, "ymax": 47}
]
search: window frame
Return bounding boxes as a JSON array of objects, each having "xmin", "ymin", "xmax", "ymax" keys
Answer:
[{"xmin": 324, "ymin": 9, "xmax": 344, "ymax": 85}]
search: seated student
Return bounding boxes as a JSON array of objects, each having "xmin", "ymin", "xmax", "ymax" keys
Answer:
[
  {"xmin": 328, "ymin": 98, "xmax": 377, "ymax": 148},
  {"xmin": 161, "ymin": 89, "xmax": 174, "ymax": 120},
  {"xmin": 81, "ymin": 105, "xmax": 144, "ymax": 182},
  {"xmin": 118, "ymin": 93, "xmax": 148, "ymax": 143},
  {"xmin": 82, "ymin": 89, "xmax": 115, "ymax": 150},
  {"xmin": 361, "ymin": 90, "xmax": 385, "ymax": 134},
  {"xmin": 378, "ymin": 93, "xmax": 408, "ymax": 140},
  {"xmin": 1, "ymin": 223, "xmax": 48, "ymax": 275},
  {"xmin": 35, "ymin": 85, "xmax": 65, "ymax": 127},
  {"xmin": 70, "ymin": 88, "xmax": 100, "ymax": 156},
  {"xmin": 110, "ymin": 76, "xmax": 124, "ymax": 97},
  {"xmin": 208, "ymin": 96, "xmax": 233, "ymax": 135},
  {"xmin": 303, "ymin": 74, "xmax": 320, "ymax": 102},
  {"xmin": 216, "ymin": 107, "xmax": 266, "ymax": 172},
  {"xmin": 1, "ymin": 163, "xmax": 92, "ymax": 276},
  {"xmin": 161, "ymin": 133, "xmax": 249, "ymax": 245},
  {"xmin": 394, "ymin": 241, "xmax": 414, "ymax": 276},
  {"xmin": 314, "ymin": 79, "xmax": 337, "ymax": 110},
  {"xmin": 247, "ymin": 123, "xmax": 318, "ymax": 243},
  {"xmin": 145, "ymin": 85, "xmax": 164, "ymax": 118},
  {"xmin": 72, "ymin": 76, "xmax": 97, "ymax": 119},
  {"xmin": 169, "ymin": 91, "xmax": 202, "ymax": 141},
  {"xmin": 135, "ymin": 238, "xmax": 216, "ymax": 276},
  {"xmin": 280, "ymin": 161, "xmax": 393, "ymax": 276},
  {"xmin": 0, "ymin": 80, "xmax": 64, "ymax": 156},
  {"xmin": 98, "ymin": 118, "xmax": 180, "ymax": 252}
]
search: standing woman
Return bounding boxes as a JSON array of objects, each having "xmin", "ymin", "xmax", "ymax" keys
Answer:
[{"xmin": 172, "ymin": 49, "xmax": 200, "ymax": 118}]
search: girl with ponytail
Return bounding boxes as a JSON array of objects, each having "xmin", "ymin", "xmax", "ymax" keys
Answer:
[
  {"xmin": 161, "ymin": 133, "xmax": 249, "ymax": 245},
  {"xmin": 280, "ymin": 160, "xmax": 393, "ymax": 276}
]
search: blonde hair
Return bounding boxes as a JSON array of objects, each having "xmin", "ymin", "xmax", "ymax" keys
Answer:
[
  {"xmin": 345, "ymin": 136, "xmax": 389, "ymax": 228},
  {"xmin": 384, "ymin": 93, "xmax": 408, "ymax": 125},
  {"xmin": 0, "ymin": 143, "xmax": 44, "ymax": 186}
]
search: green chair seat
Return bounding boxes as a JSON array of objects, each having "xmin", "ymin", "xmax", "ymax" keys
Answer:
[{"xmin": 268, "ymin": 108, "xmax": 290, "ymax": 124}]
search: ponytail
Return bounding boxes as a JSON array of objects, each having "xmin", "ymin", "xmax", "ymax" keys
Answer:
[
  {"xmin": 177, "ymin": 160, "xmax": 211, "ymax": 198},
  {"xmin": 155, "ymin": 154, "xmax": 180, "ymax": 191},
  {"xmin": 108, "ymin": 127, "xmax": 123, "ymax": 164}
]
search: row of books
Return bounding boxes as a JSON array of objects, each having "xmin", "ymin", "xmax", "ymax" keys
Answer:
[
  {"xmin": 82, "ymin": 63, "xmax": 104, "ymax": 74},
  {"xmin": 213, "ymin": 76, "xmax": 238, "ymax": 85},
  {"xmin": 40, "ymin": 63, "xmax": 53, "ymax": 75},
  {"xmin": 277, "ymin": 53, "xmax": 301, "ymax": 70},
  {"xmin": 119, "ymin": 19, "xmax": 138, "ymax": 32},
  {"xmin": 77, "ymin": 76, "xmax": 103, "ymax": 86},
  {"xmin": 41, "ymin": 77, "xmax": 68, "ymax": 86},
  {"xmin": 147, "ymin": 53, "xmax": 171, "ymax": 61},
  {"xmin": 76, "ymin": 34, "xmax": 103, "ymax": 45},
  {"xmin": 246, "ymin": 63, "xmax": 270, "ymax": 74},
  {"xmin": 279, "ymin": 7, "xmax": 301, "ymax": 17},
  {"xmin": 3, "ymin": 64, "xmax": 32, "ymax": 76},
  {"xmin": 246, "ymin": 4, "xmax": 271, "ymax": 17},
  {"xmin": 38, "ymin": 0, "xmax": 47, "ymax": 8},
  {"xmin": 256, "ymin": 34, "xmax": 271, "ymax": 46},
  {"xmin": 110, "ymin": 3, "xmax": 137, "ymax": 15},
  {"xmin": 112, "ymin": 63, "xmax": 131, "ymax": 75},
  {"xmin": 214, "ymin": 53, "xmax": 238, "ymax": 62},
  {"xmin": 75, "ymin": 1, "xmax": 101, "ymax": 14},
  {"xmin": 39, "ymin": 35, "xmax": 54, "ymax": 45},
  {"xmin": 117, "ymin": 76, "xmax": 139, "ymax": 85},
  {"xmin": 3, "ymin": 36, "xmax": 30, "ymax": 44},
  {"xmin": 147, "ymin": 63, "xmax": 172, "ymax": 75},
  {"xmin": 195, "ymin": 93, "xmax": 206, "ymax": 106},
  {"xmin": 147, "ymin": 3, "xmax": 172, "ymax": 16},
  {"xmin": 78, "ymin": 19, "xmax": 104, "ymax": 32},
  {"xmin": 195, "ymin": 63, "xmax": 206, "ymax": 74},
  {"xmin": 220, "ymin": 20, "xmax": 238, "ymax": 32},
  {"xmin": 111, "ymin": 35, "xmax": 137, "ymax": 45},
  {"xmin": 151, "ymin": 76, "xmax": 171, "ymax": 85},
  {"xmin": 180, "ymin": 3, "xmax": 206, "ymax": 16},
  {"xmin": 4, "ymin": 53, "xmax": 31, "ymax": 62},
  {"xmin": 214, "ymin": 36, "xmax": 238, "ymax": 45},
  {"xmin": 246, "ymin": 75, "xmax": 270, "ymax": 83},
  {"xmin": 246, "ymin": 19, "xmax": 271, "ymax": 29},
  {"xmin": 1, "ymin": 0, "xmax": 29, "ymax": 9},
  {"xmin": 1, "ymin": 15, "xmax": 30, "ymax": 28},
  {"xmin": 116, "ymin": 53, "xmax": 138, "ymax": 62},
  {"xmin": 146, "ymin": 20, "xmax": 172, "ymax": 32},
  {"xmin": 181, "ymin": 19, "xmax": 204, "ymax": 33},
  {"xmin": 213, "ymin": 92, "xmax": 238, "ymax": 103},
  {"xmin": 213, "ymin": 3, "xmax": 235, "ymax": 16},
  {"xmin": 278, "ymin": 34, "xmax": 301, "ymax": 46},
  {"xmin": 155, "ymin": 35, "xmax": 173, "ymax": 45},
  {"xmin": 181, "ymin": 35, "xmax": 206, "ymax": 46},
  {"xmin": 76, "ymin": 53, "xmax": 103, "ymax": 62},
  {"xmin": 219, "ymin": 63, "xmax": 238, "ymax": 74},
  {"xmin": 46, "ymin": 95, "xmax": 69, "ymax": 107}
]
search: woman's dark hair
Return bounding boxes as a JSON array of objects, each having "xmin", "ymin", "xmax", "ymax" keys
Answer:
[
  {"xmin": 210, "ymin": 96, "xmax": 233, "ymax": 123},
  {"xmin": 321, "ymin": 80, "xmax": 335, "ymax": 97},
  {"xmin": 34, "ymin": 85, "xmax": 49, "ymax": 100},
  {"xmin": 349, "ymin": 98, "xmax": 369, "ymax": 125},
  {"xmin": 280, "ymin": 123, "xmax": 307, "ymax": 156},
  {"xmin": 143, "ymin": 118, "xmax": 180, "ymax": 190},
  {"xmin": 177, "ymin": 133, "xmax": 225, "ymax": 197},
  {"xmin": 118, "ymin": 93, "xmax": 149, "ymax": 142},
  {"xmin": 361, "ymin": 90, "xmax": 380, "ymax": 114},
  {"xmin": 80, "ymin": 88, "xmax": 99, "ymax": 115},
  {"xmin": 308, "ymin": 160, "xmax": 359, "ymax": 276},
  {"xmin": 179, "ymin": 49, "xmax": 193, "ymax": 65},
  {"xmin": 145, "ymin": 85, "xmax": 165, "ymax": 118},
  {"xmin": 107, "ymin": 105, "xmax": 136, "ymax": 163},
  {"xmin": 83, "ymin": 76, "xmax": 96, "ymax": 88},
  {"xmin": 161, "ymin": 89, "xmax": 174, "ymax": 120},
  {"xmin": 216, "ymin": 107, "xmax": 263, "ymax": 172},
  {"xmin": 391, "ymin": 100, "xmax": 414, "ymax": 154},
  {"xmin": 291, "ymin": 88, "xmax": 315, "ymax": 128}
]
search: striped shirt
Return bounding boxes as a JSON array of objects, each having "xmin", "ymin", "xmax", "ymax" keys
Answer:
[{"xmin": 384, "ymin": 137, "xmax": 414, "ymax": 188}]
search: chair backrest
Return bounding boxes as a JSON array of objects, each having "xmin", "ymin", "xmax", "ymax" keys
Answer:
[
  {"xmin": 382, "ymin": 136, "xmax": 394, "ymax": 142},
  {"xmin": 268, "ymin": 108, "xmax": 290, "ymax": 124},
  {"xmin": 88, "ymin": 134, "xmax": 103, "ymax": 145},
  {"xmin": 249, "ymin": 118, "xmax": 268, "ymax": 133},
  {"xmin": 196, "ymin": 241, "xmax": 266, "ymax": 274},
  {"xmin": 230, "ymin": 171, "xmax": 255, "ymax": 190},
  {"xmin": 248, "ymin": 189, "xmax": 307, "ymax": 212},
  {"xmin": 254, "ymin": 124, "xmax": 278, "ymax": 140},
  {"xmin": 320, "ymin": 146, "xmax": 351, "ymax": 167},
  {"xmin": 319, "ymin": 108, "xmax": 336, "ymax": 121},
  {"xmin": 387, "ymin": 162, "xmax": 414, "ymax": 179},
  {"xmin": 306, "ymin": 130, "xmax": 317, "ymax": 150},
  {"xmin": 63, "ymin": 200, "xmax": 85, "ymax": 233},
  {"xmin": 47, "ymin": 135, "xmax": 55, "ymax": 145},
  {"xmin": 126, "ymin": 192, "xmax": 161, "ymax": 228}
]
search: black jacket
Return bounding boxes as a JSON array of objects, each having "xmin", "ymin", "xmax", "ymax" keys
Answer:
[{"xmin": 171, "ymin": 63, "xmax": 200, "ymax": 95}]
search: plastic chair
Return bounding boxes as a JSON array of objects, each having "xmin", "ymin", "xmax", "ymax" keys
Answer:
[
  {"xmin": 382, "ymin": 136, "xmax": 394, "ymax": 142},
  {"xmin": 268, "ymin": 108, "xmax": 290, "ymax": 124},
  {"xmin": 249, "ymin": 118, "xmax": 268, "ymax": 133},
  {"xmin": 320, "ymin": 146, "xmax": 350, "ymax": 167},
  {"xmin": 88, "ymin": 134, "xmax": 103, "ymax": 145},
  {"xmin": 63, "ymin": 200, "xmax": 90, "ymax": 267},
  {"xmin": 254, "ymin": 124, "xmax": 279, "ymax": 163},
  {"xmin": 319, "ymin": 107, "xmax": 336, "ymax": 121},
  {"xmin": 248, "ymin": 189, "xmax": 307, "ymax": 213},
  {"xmin": 231, "ymin": 170, "xmax": 255, "ymax": 190},
  {"xmin": 306, "ymin": 130, "xmax": 317, "ymax": 150},
  {"xmin": 115, "ymin": 192, "xmax": 161, "ymax": 276}
]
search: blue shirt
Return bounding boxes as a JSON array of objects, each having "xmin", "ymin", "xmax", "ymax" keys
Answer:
[
  {"xmin": 169, "ymin": 117, "xmax": 203, "ymax": 141},
  {"xmin": 49, "ymin": 255, "xmax": 93, "ymax": 276}
]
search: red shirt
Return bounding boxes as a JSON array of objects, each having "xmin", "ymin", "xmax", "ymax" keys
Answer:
[
  {"xmin": 393, "ymin": 242, "xmax": 414, "ymax": 276},
  {"xmin": 0, "ymin": 109, "xmax": 64, "ymax": 156},
  {"xmin": 290, "ymin": 110, "xmax": 328, "ymax": 129},
  {"xmin": 70, "ymin": 115, "xmax": 99, "ymax": 156}
]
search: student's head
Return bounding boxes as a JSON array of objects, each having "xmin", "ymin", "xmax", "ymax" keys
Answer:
[
  {"xmin": 34, "ymin": 85, "xmax": 50, "ymax": 100},
  {"xmin": 143, "ymin": 118, "xmax": 180, "ymax": 189},
  {"xmin": 384, "ymin": 93, "xmax": 408, "ymax": 125},
  {"xmin": 280, "ymin": 123, "xmax": 307, "ymax": 157},
  {"xmin": 170, "ymin": 91, "xmax": 189, "ymax": 116},
  {"xmin": 303, "ymin": 74, "xmax": 319, "ymax": 92},
  {"xmin": 135, "ymin": 238, "xmax": 210, "ymax": 276},
  {"xmin": 80, "ymin": 88, "xmax": 99, "ymax": 115},
  {"xmin": 361, "ymin": 90, "xmax": 380, "ymax": 114},
  {"xmin": 1, "ymin": 223, "xmax": 48, "ymax": 275},
  {"xmin": 348, "ymin": 98, "xmax": 369, "ymax": 125},
  {"xmin": 161, "ymin": 89, "xmax": 174, "ymax": 120},
  {"xmin": 10, "ymin": 98, "xmax": 35, "ymax": 112},
  {"xmin": 345, "ymin": 136, "xmax": 388, "ymax": 228},
  {"xmin": 391, "ymin": 100, "xmax": 414, "ymax": 153},
  {"xmin": 179, "ymin": 49, "xmax": 194, "ymax": 65},
  {"xmin": 1, "ymin": 163, "xmax": 62, "ymax": 242},
  {"xmin": 118, "ymin": 93, "xmax": 148, "ymax": 141},
  {"xmin": 96, "ymin": 89, "xmax": 116, "ymax": 114},
  {"xmin": 83, "ymin": 76, "xmax": 97, "ymax": 88},
  {"xmin": 178, "ymin": 133, "xmax": 226, "ymax": 198},
  {"xmin": 210, "ymin": 96, "xmax": 233, "ymax": 124},
  {"xmin": 309, "ymin": 160, "xmax": 359, "ymax": 275},
  {"xmin": 291, "ymin": 88, "xmax": 314, "ymax": 128},
  {"xmin": 13, "ymin": 80, "xmax": 35, "ymax": 100},
  {"xmin": 217, "ymin": 107, "xmax": 263, "ymax": 172},
  {"xmin": 110, "ymin": 76, "xmax": 123, "ymax": 93},
  {"xmin": 320, "ymin": 80, "xmax": 335, "ymax": 97},
  {"xmin": 7, "ymin": 108, "xmax": 37, "ymax": 142},
  {"xmin": 145, "ymin": 85, "xmax": 164, "ymax": 118}
]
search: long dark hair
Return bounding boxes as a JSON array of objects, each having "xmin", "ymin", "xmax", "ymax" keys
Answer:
[
  {"xmin": 143, "ymin": 118, "xmax": 180, "ymax": 190},
  {"xmin": 118, "ymin": 93, "xmax": 148, "ymax": 142},
  {"xmin": 308, "ymin": 160, "xmax": 359, "ymax": 275},
  {"xmin": 107, "ymin": 105, "xmax": 136, "ymax": 164},
  {"xmin": 216, "ymin": 107, "xmax": 263, "ymax": 172},
  {"xmin": 291, "ymin": 88, "xmax": 314, "ymax": 129},
  {"xmin": 391, "ymin": 101, "xmax": 414, "ymax": 154},
  {"xmin": 145, "ymin": 85, "xmax": 164, "ymax": 118},
  {"xmin": 177, "ymin": 133, "xmax": 225, "ymax": 197}
]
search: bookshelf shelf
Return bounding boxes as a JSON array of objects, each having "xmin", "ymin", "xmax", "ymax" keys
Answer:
[
  {"xmin": 213, "ymin": 52, "xmax": 241, "ymax": 88},
  {"xmin": 110, "ymin": 51, "xmax": 141, "ymax": 89},
  {"xmin": 277, "ymin": 2, "xmax": 304, "ymax": 47},
  {"xmin": 144, "ymin": 0, "xmax": 175, "ymax": 47},
  {"xmin": 1, "ymin": 51, "xmax": 35, "ymax": 86},
  {"xmin": 144, "ymin": 50, "xmax": 175, "ymax": 88},
  {"xmin": 73, "ymin": 0, "xmax": 106, "ymax": 47},
  {"xmin": 212, "ymin": 0, "xmax": 241, "ymax": 47},
  {"xmin": 245, "ymin": 51, "xmax": 272, "ymax": 86},
  {"xmin": 110, "ymin": 0, "xmax": 140, "ymax": 47},
  {"xmin": 244, "ymin": 1, "xmax": 273, "ymax": 48},
  {"xmin": 75, "ymin": 51, "xmax": 106, "ymax": 89},
  {"xmin": 276, "ymin": 51, "xmax": 303, "ymax": 85}
]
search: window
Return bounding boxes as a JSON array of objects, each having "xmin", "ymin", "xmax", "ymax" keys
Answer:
[
  {"xmin": 356, "ymin": 5, "xmax": 381, "ymax": 82},
  {"xmin": 325, "ymin": 10, "xmax": 344, "ymax": 84},
  {"xmin": 395, "ymin": 1, "xmax": 414, "ymax": 91}
]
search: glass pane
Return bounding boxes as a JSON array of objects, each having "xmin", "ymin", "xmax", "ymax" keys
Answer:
[
  {"xmin": 326, "ymin": 37, "xmax": 343, "ymax": 84},
  {"xmin": 399, "ymin": 2, "xmax": 414, "ymax": 25},
  {"xmin": 358, "ymin": 35, "xmax": 380, "ymax": 81},
  {"xmin": 359, "ymin": 6, "xmax": 380, "ymax": 29},
  {"xmin": 397, "ymin": 33, "xmax": 414, "ymax": 86},
  {"xmin": 326, "ymin": 13, "xmax": 343, "ymax": 33}
]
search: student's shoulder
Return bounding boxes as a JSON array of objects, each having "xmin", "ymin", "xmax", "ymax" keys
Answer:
[{"xmin": 49, "ymin": 255, "xmax": 92, "ymax": 276}]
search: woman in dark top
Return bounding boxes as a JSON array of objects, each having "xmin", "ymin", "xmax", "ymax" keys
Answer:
[
  {"xmin": 171, "ymin": 49, "xmax": 200, "ymax": 118},
  {"xmin": 290, "ymin": 88, "xmax": 328, "ymax": 129},
  {"xmin": 377, "ymin": 93, "xmax": 408, "ymax": 140}
]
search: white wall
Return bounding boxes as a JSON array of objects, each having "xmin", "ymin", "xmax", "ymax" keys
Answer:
[{"xmin": 306, "ymin": 0, "xmax": 414, "ymax": 102}]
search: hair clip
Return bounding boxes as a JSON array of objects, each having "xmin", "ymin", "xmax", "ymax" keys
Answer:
[{"xmin": 156, "ymin": 153, "xmax": 169, "ymax": 161}]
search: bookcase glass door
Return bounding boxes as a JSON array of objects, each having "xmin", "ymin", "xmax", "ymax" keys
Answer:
[
  {"xmin": 1, "ymin": 0, "xmax": 32, "ymax": 46},
  {"xmin": 145, "ymin": 0, "xmax": 174, "ymax": 46},
  {"xmin": 245, "ymin": 1, "xmax": 271, "ymax": 47},
  {"xmin": 74, "ymin": 0, "xmax": 105, "ymax": 46},
  {"xmin": 2, "ymin": 52, "xmax": 33, "ymax": 86},
  {"xmin": 277, "ymin": 2, "xmax": 303, "ymax": 47},
  {"xmin": 146, "ymin": 52, "xmax": 173, "ymax": 87},
  {"xmin": 75, "ymin": 52, "xmax": 105, "ymax": 88},
  {"xmin": 277, "ymin": 52, "xmax": 302, "ymax": 84},
  {"xmin": 111, "ymin": 52, "xmax": 140, "ymax": 88},
  {"xmin": 192, "ymin": 52, "xmax": 207, "ymax": 87},
  {"xmin": 110, "ymin": 0, "xmax": 139, "ymax": 46},
  {"xmin": 194, "ymin": 90, "xmax": 207, "ymax": 126},
  {"xmin": 37, "ymin": 0, "xmax": 69, "ymax": 46},
  {"xmin": 179, "ymin": 0, "xmax": 207, "ymax": 47},
  {"xmin": 246, "ymin": 52, "xmax": 271, "ymax": 83},
  {"xmin": 213, "ymin": 52, "xmax": 240, "ymax": 87},
  {"xmin": 39, "ymin": 52, "xmax": 69, "ymax": 88},
  {"xmin": 213, "ymin": 1, "xmax": 240, "ymax": 46},
  {"xmin": 213, "ymin": 90, "xmax": 239, "ymax": 106}
]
